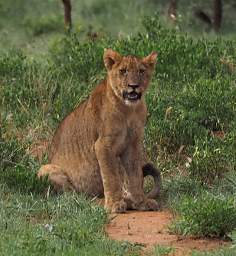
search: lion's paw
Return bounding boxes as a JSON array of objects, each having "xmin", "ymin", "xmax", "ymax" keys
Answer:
[
  {"xmin": 106, "ymin": 199, "xmax": 127, "ymax": 213},
  {"xmin": 138, "ymin": 198, "xmax": 159, "ymax": 211}
]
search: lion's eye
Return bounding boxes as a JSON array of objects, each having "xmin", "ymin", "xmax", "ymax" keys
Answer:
[
  {"xmin": 119, "ymin": 69, "xmax": 127, "ymax": 75},
  {"xmin": 139, "ymin": 69, "xmax": 145, "ymax": 75}
]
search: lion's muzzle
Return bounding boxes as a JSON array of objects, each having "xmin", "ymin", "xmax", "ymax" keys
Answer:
[{"xmin": 123, "ymin": 90, "xmax": 142, "ymax": 101}]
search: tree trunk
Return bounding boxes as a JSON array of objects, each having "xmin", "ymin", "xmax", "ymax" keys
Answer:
[
  {"xmin": 62, "ymin": 0, "xmax": 72, "ymax": 31},
  {"xmin": 213, "ymin": 0, "xmax": 222, "ymax": 32},
  {"xmin": 194, "ymin": 9, "xmax": 212, "ymax": 26},
  {"xmin": 168, "ymin": 0, "xmax": 177, "ymax": 23}
]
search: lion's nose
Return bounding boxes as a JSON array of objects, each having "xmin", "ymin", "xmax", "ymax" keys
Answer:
[{"xmin": 128, "ymin": 84, "xmax": 139, "ymax": 89}]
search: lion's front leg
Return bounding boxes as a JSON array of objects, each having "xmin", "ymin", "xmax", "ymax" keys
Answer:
[
  {"xmin": 122, "ymin": 141, "xmax": 159, "ymax": 211},
  {"xmin": 95, "ymin": 138, "xmax": 127, "ymax": 213}
]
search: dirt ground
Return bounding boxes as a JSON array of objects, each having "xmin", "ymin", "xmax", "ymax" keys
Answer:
[{"xmin": 105, "ymin": 210, "xmax": 230, "ymax": 256}]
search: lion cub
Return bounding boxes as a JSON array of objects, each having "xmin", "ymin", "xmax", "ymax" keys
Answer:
[{"xmin": 38, "ymin": 49, "xmax": 161, "ymax": 213}]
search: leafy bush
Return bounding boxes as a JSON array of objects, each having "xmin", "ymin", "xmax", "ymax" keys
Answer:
[
  {"xmin": 189, "ymin": 133, "xmax": 236, "ymax": 183},
  {"xmin": 0, "ymin": 139, "xmax": 25, "ymax": 170},
  {"xmin": 23, "ymin": 15, "xmax": 63, "ymax": 36},
  {"xmin": 162, "ymin": 176, "xmax": 205, "ymax": 200},
  {"xmin": 0, "ymin": 49, "xmax": 27, "ymax": 79},
  {"xmin": 0, "ymin": 49, "xmax": 92, "ymax": 129},
  {"xmin": 49, "ymin": 33, "xmax": 108, "ymax": 81},
  {"xmin": 0, "ymin": 119, "xmax": 49, "ymax": 194},
  {"xmin": 0, "ymin": 164, "xmax": 49, "ymax": 194},
  {"xmin": 213, "ymin": 171, "xmax": 236, "ymax": 196},
  {"xmin": 0, "ymin": 139, "xmax": 49, "ymax": 194},
  {"xmin": 171, "ymin": 192, "xmax": 236, "ymax": 238}
]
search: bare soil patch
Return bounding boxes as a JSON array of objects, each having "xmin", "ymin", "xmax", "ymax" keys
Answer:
[{"xmin": 106, "ymin": 210, "xmax": 229, "ymax": 255}]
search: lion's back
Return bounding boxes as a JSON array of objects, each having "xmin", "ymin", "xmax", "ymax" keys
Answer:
[{"xmin": 49, "ymin": 82, "xmax": 106, "ymax": 164}]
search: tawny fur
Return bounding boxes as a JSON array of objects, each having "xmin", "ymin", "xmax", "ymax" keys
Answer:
[{"xmin": 38, "ymin": 49, "xmax": 159, "ymax": 213}]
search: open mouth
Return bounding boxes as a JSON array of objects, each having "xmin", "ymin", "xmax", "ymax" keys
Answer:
[{"xmin": 123, "ymin": 91, "xmax": 142, "ymax": 101}]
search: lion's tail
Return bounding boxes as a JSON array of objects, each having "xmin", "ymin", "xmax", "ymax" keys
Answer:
[{"xmin": 142, "ymin": 163, "xmax": 161, "ymax": 199}]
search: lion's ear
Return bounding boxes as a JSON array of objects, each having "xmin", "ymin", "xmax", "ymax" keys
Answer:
[
  {"xmin": 143, "ymin": 52, "xmax": 158, "ymax": 69},
  {"xmin": 103, "ymin": 49, "xmax": 122, "ymax": 70}
]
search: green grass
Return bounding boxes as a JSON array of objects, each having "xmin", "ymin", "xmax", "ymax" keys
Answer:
[
  {"xmin": 191, "ymin": 245, "xmax": 236, "ymax": 256},
  {"xmin": 153, "ymin": 245, "xmax": 175, "ymax": 256},
  {"xmin": 170, "ymin": 192, "xmax": 236, "ymax": 238},
  {"xmin": 1, "ymin": 0, "xmax": 236, "ymax": 254},
  {"xmin": 0, "ymin": 185, "xmax": 140, "ymax": 256}
]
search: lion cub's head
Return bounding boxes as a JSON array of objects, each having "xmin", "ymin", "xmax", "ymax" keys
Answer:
[{"xmin": 103, "ymin": 49, "xmax": 157, "ymax": 105}]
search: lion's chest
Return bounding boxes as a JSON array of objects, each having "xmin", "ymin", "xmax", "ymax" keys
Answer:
[{"xmin": 126, "ymin": 115, "xmax": 145, "ymax": 143}]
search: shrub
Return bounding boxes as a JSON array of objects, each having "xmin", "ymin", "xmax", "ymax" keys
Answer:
[
  {"xmin": 189, "ymin": 133, "xmax": 236, "ymax": 183},
  {"xmin": 171, "ymin": 192, "xmax": 236, "ymax": 238},
  {"xmin": 162, "ymin": 176, "xmax": 205, "ymax": 199},
  {"xmin": 0, "ymin": 120, "xmax": 49, "ymax": 194},
  {"xmin": 0, "ymin": 49, "xmax": 27, "ymax": 79},
  {"xmin": 0, "ymin": 141, "xmax": 49, "ymax": 194},
  {"xmin": 23, "ymin": 15, "xmax": 63, "ymax": 36},
  {"xmin": 49, "ymin": 34, "xmax": 107, "ymax": 81}
]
